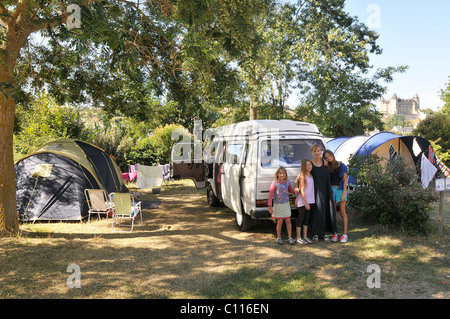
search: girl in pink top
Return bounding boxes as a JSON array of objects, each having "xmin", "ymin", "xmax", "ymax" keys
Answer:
[
  {"xmin": 294, "ymin": 160, "xmax": 315, "ymax": 244},
  {"xmin": 268, "ymin": 167, "xmax": 295, "ymax": 245}
]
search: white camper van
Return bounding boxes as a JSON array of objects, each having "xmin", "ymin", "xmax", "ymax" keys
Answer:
[{"xmin": 171, "ymin": 120, "xmax": 328, "ymax": 231}]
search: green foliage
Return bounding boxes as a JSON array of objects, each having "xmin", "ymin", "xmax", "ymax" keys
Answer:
[
  {"xmin": 348, "ymin": 155, "xmax": 437, "ymax": 236},
  {"xmin": 439, "ymin": 76, "xmax": 450, "ymax": 115},
  {"xmin": 383, "ymin": 114, "xmax": 408, "ymax": 131},
  {"xmin": 10, "ymin": 0, "xmax": 405, "ymax": 131},
  {"xmin": 412, "ymin": 76, "xmax": 450, "ymax": 167},
  {"xmin": 86, "ymin": 112, "xmax": 187, "ymax": 169},
  {"xmin": 14, "ymin": 95, "xmax": 87, "ymax": 155},
  {"xmin": 89, "ymin": 120, "xmax": 133, "ymax": 168},
  {"xmin": 7, "ymin": 0, "xmax": 409, "ymax": 172},
  {"xmin": 128, "ymin": 124, "xmax": 188, "ymax": 166},
  {"xmin": 15, "ymin": 101, "xmax": 189, "ymax": 170},
  {"xmin": 289, "ymin": 0, "xmax": 408, "ymax": 136},
  {"xmin": 414, "ymin": 112, "xmax": 450, "ymax": 166}
]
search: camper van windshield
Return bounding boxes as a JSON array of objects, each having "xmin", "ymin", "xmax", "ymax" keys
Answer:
[{"xmin": 261, "ymin": 139, "xmax": 323, "ymax": 168}]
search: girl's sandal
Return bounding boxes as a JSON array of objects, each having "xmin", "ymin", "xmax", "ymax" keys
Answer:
[
  {"xmin": 288, "ymin": 238, "xmax": 296, "ymax": 245},
  {"xmin": 276, "ymin": 238, "xmax": 284, "ymax": 245}
]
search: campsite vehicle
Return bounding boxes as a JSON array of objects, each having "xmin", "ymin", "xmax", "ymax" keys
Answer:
[{"xmin": 171, "ymin": 120, "xmax": 328, "ymax": 231}]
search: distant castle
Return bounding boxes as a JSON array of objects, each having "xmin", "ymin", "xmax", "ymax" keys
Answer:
[{"xmin": 379, "ymin": 93, "xmax": 427, "ymax": 122}]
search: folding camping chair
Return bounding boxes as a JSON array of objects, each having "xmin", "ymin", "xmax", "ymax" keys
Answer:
[
  {"xmin": 110, "ymin": 193, "xmax": 142, "ymax": 232},
  {"xmin": 84, "ymin": 189, "xmax": 115, "ymax": 226}
]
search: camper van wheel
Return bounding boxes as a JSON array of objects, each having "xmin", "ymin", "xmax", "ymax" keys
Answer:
[
  {"xmin": 206, "ymin": 183, "xmax": 221, "ymax": 207},
  {"xmin": 235, "ymin": 210, "xmax": 252, "ymax": 231}
]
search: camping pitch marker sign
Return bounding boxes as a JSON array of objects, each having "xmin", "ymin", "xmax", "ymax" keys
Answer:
[{"xmin": 435, "ymin": 178, "xmax": 449, "ymax": 192}]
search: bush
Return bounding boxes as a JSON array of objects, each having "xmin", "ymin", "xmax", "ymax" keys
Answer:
[
  {"xmin": 414, "ymin": 112, "xmax": 450, "ymax": 166},
  {"xmin": 348, "ymin": 155, "xmax": 437, "ymax": 235},
  {"xmin": 14, "ymin": 95, "xmax": 88, "ymax": 155},
  {"xmin": 128, "ymin": 124, "xmax": 188, "ymax": 166}
]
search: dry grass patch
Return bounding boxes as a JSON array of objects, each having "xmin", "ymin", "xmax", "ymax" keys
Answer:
[{"xmin": 0, "ymin": 180, "xmax": 448, "ymax": 299}]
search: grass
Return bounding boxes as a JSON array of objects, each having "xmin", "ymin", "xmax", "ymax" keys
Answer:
[{"xmin": 0, "ymin": 180, "xmax": 449, "ymax": 299}]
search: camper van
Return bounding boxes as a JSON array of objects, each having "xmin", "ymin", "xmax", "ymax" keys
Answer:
[{"xmin": 171, "ymin": 120, "xmax": 328, "ymax": 231}]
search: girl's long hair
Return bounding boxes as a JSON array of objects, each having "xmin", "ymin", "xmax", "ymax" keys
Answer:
[
  {"xmin": 296, "ymin": 159, "xmax": 312, "ymax": 189},
  {"xmin": 274, "ymin": 166, "xmax": 288, "ymax": 181},
  {"xmin": 323, "ymin": 150, "xmax": 339, "ymax": 172}
]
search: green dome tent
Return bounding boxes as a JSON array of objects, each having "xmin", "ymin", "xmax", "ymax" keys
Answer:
[{"xmin": 15, "ymin": 139, "xmax": 128, "ymax": 221}]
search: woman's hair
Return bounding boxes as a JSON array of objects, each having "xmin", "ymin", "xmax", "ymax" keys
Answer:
[
  {"xmin": 311, "ymin": 144, "xmax": 323, "ymax": 152},
  {"xmin": 323, "ymin": 150, "xmax": 339, "ymax": 172},
  {"xmin": 296, "ymin": 159, "xmax": 312, "ymax": 189},
  {"xmin": 274, "ymin": 166, "xmax": 288, "ymax": 181}
]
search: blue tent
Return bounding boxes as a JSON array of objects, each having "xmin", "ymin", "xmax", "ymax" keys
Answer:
[
  {"xmin": 327, "ymin": 132, "xmax": 431, "ymax": 167},
  {"xmin": 326, "ymin": 137, "xmax": 350, "ymax": 154}
]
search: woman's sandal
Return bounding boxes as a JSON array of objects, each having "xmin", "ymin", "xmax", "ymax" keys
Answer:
[{"xmin": 276, "ymin": 238, "xmax": 284, "ymax": 245}]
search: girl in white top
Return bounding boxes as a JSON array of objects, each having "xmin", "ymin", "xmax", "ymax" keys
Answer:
[{"xmin": 294, "ymin": 159, "xmax": 315, "ymax": 244}]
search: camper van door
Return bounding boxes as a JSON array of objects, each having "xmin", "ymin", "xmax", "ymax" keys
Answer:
[
  {"xmin": 221, "ymin": 141, "xmax": 246, "ymax": 214},
  {"xmin": 170, "ymin": 142, "xmax": 205, "ymax": 188}
]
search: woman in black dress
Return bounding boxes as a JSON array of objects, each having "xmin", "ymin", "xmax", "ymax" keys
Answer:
[{"xmin": 309, "ymin": 144, "xmax": 337, "ymax": 242}]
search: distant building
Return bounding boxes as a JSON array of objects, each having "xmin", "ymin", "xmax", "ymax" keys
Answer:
[
  {"xmin": 379, "ymin": 93, "xmax": 427, "ymax": 122},
  {"xmin": 391, "ymin": 125, "xmax": 415, "ymax": 135}
]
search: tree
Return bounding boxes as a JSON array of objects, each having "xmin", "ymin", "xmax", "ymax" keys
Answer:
[
  {"xmin": 0, "ymin": 0, "xmax": 69, "ymax": 233},
  {"xmin": 180, "ymin": 0, "xmax": 405, "ymax": 128},
  {"xmin": 14, "ymin": 1, "xmax": 183, "ymax": 121},
  {"xmin": 414, "ymin": 112, "xmax": 450, "ymax": 166},
  {"xmin": 383, "ymin": 114, "xmax": 406, "ymax": 132},
  {"xmin": 295, "ymin": 69, "xmax": 391, "ymax": 136},
  {"xmin": 176, "ymin": 0, "xmax": 282, "ymax": 120},
  {"xmin": 290, "ymin": 1, "xmax": 407, "ymax": 137},
  {"xmin": 1, "ymin": 0, "xmax": 252, "ymax": 233},
  {"xmin": 0, "ymin": 0, "xmax": 184, "ymax": 234},
  {"xmin": 439, "ymin": 75, "xmax": 450, "ymax": 115}
]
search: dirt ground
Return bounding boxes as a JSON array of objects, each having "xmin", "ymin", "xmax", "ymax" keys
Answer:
[{"xmin": 1, "ymin": 180, "xmax": 449, "ymax": 300}]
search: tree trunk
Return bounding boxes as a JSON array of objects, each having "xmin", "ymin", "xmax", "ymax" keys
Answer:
[
  {"xmin": 0, "ymin": 67, "xmax": 19, "ymax": 234},
  {"xmin": 249, "ymin": 95, "xmax": 258, "ymax": 120},
  {"xmin": 0, "ymin": 2, "xmax": 41, "ymax": 235}
]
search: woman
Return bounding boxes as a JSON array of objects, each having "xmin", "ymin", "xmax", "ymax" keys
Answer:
[{"xmin": 309, "ymin": 144, "xmax": 337, "ymax": 242}]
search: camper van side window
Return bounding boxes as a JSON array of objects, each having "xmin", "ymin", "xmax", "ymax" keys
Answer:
[{"xmin": 225, "ymin": 143, "xmax": 244, "ymax": 164}]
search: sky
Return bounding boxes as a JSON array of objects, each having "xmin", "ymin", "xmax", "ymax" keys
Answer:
[{"xmin": 343, "ymin": 0, "xmax": 450, "ymax": 111}]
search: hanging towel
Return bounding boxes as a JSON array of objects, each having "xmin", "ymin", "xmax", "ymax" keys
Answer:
[
  {"xmin": 129, "ymin": 165, "xmax": 137, "ymax": 181},
  {"xmin": 161, "ymin": 164, "xmax": 170, "ymax": 181},
  {"xmin": 421, "ymin": 154, "xmax": 437, "ymax": 189},
  {"xmin": 428, "ymin": 145, "xmax": 436, "ymax": 164},
  {"xmin": 137, "ymin": 165, "xmax": 163, "ymax": 189}
]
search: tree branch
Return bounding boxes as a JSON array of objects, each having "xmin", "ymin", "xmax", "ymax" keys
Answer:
[{"xmin": 0, "ymin": 1, "xmax": 11, "ymax": 28}]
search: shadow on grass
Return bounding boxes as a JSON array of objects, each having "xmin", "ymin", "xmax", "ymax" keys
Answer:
[{"xmin": 2, "ymin": 181, "xmax": 448, "ymax": 299}]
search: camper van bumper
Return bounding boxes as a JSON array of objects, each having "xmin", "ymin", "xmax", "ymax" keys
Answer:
[{"xmin": 250, "ymin": 210, "xmax": 271, "ymax": 219}]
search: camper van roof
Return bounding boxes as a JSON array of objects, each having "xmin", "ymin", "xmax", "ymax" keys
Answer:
[{"xmin": 217, "ymin": 120, "xmax": 320, "ymax": 137}]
